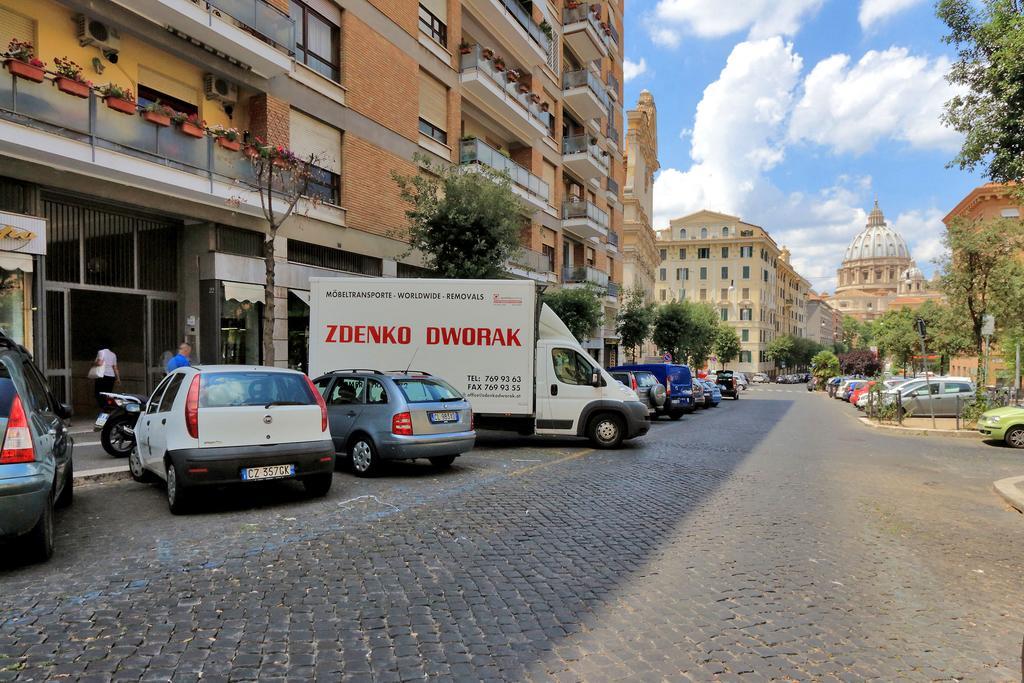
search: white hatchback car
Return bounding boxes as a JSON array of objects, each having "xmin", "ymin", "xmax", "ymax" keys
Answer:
[{"xmin": 129, "ymin": 366, "xmax": 334, "ymax": 514}]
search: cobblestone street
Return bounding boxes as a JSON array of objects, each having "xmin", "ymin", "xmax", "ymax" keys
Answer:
[{"xmin": 1, "ymin": 389, "xmax": 1022, "ymax": 681}]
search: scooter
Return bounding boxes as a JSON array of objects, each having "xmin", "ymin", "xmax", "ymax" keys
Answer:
[{"xmin": 95, "ymin": 392, "xmax": 146, "ymax": 457}]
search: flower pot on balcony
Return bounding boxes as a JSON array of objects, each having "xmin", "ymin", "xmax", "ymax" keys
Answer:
[
  {"xmin": 481, "ymin": 48, "xmax": 494, "ymax": 60},
  {"xmin": 105, "ymin": 96, "xmax": 136, "ymax": 115},
  {"xmin": 243, "ymin": 145, "xmax": 260, "ymax": 159},
  {"xmin": 142, "ymin": 111, "xmax": 171, "ymax": 127},
  {"xmin": 217, "ymin": 136, "xmax": 241, "ymax": 151},
  {"xmin": 272, "ymin": 157, "xmax": 290, "ymax": 169},
  {"xmin": 4, "ymin": 59, "xmax": 45, "ymax": 83},
  {"xmin": 179, "ymin": 121, "xmax": 205, "ymax": 138},
  {"xmin": 56, "ymin": 77, "xmax": 90, "ymax": 98},
  {"xmin": 518, "ymin": 84, "xmax": 529, "ymax": 94}
]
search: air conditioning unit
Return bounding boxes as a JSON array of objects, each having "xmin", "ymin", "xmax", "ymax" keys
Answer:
[
  {"xmin": 203, "ymin": 74, "xmax": 238, "ymax": 104},
  {"xmin": 76, "ymin": 15, "xmax": 121, "ymax": 52}
]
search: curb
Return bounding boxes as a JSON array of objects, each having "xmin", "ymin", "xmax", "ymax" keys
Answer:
[
  {"xmin": 74, "ymin": 466, "xmax": 129, "ymax": 485},
  {"xmin": 994, "ymin": 476, "xmax": 1024, "ymax": 514},
  {"xmin": 856, "ymin": 417, "xmax": 980, "ymax": 439}
]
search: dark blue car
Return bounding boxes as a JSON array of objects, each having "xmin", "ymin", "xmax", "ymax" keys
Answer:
[{"xmin": 609, "ymin": 364, "xmax": 696, "ymax": 419}]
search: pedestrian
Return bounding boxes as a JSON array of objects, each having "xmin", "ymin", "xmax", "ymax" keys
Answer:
[
  {"xmin": 93, "ymin": 344, "xmax": 119, "ymax": 410},
  {"xmin": 166, "ymin": 342, "xmax": 192, "ymax": 373}
]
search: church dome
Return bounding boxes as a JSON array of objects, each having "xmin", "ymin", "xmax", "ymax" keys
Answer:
[
  {"xmin": 899, "ymin": 264, "xmax": 924, "ymax": 281},
  {"xmin": 842, "ymin": 201, "xmax": 910, "ymax": 263}
]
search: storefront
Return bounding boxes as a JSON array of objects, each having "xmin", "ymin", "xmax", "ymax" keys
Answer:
[{"xmin": 0, "ymin": 211, "xmax": 46, "ymax": 353}]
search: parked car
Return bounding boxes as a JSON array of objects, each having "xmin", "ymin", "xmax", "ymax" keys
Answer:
[
  {"xmin": 698, "ymin": 379, "xmax": 721, "ymax": 407},
  {"xmin": 734, "ymin": 373, "xmax": 749, "ymax": 391},
  {"xmin": 895, "ymin": 378, "xmax": 975, "ymax": 418},
  {"xmin": 313, "ymin": 370, "xmax": 475, "ymax": 476},
  {"xmin": 840, "ymin": 380, "xmax": 869, "ymax": 402},
  {"xmin": 611, "ymin": 370, "xmax": 666, "ymax": 417},
  {"xmin": 977, "ymin": 406, "xmax": 1024, "ymax": 448},
  {"xmin": 751, "ymin": 373, "xmax": 770, "ymax": 384},
  {"xmin": 692, "ymin": 379, "xmax": 705, "ymax": 408},
  {"xmin": 130, "ymin": 366, "xmax": 335, "ymax": 514},
  {"xmin": 0, "ymin": 334, "xmax": 74, "ymax": 562},
  {"xmin": 716, "ymin": 370, "xmax": 741, "ymax": 400},
  {"xmin": 610, "ymin": 364, "xmax": 697, "ymax": 419},
  {"xmin": 849, "ymin": 381, "xmax": 876, "ymax": 408}
]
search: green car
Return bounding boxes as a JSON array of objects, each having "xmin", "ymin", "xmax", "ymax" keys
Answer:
[{"xmin": 977, "ymin": 406, "xmax": 1024, "ymax": 448}]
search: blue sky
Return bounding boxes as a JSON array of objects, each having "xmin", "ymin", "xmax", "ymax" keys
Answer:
[{"xmin": 620, "ymin": 0, "xmax": 984, "ymax": 293}]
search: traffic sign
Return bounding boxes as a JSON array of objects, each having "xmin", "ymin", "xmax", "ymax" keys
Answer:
[{"xmin": 663, "ymin": 352, "xmax": 672, "ymax": 363}]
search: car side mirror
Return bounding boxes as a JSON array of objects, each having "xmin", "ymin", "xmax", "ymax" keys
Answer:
[
  {"xmin": 591, "ymin": 371, "xmax": 601, "ymax": 387},
  {"xmin": 56, "ymin": 403, "xmax": 73, "ymax": 419}
]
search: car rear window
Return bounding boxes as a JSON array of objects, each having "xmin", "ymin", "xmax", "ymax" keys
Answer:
[
  {"xmin": 635, "ymin": 373, "xmax": 657, "ymax": 387},
  {"xmin": 199, "ymin": 372, "xmax": 315, "ymax": 408},
  {"xmin": 393, "ymin": 378, "xmax": 462, "ymax": 403},
  {"xmin": 0, "ymin": 362, "xmax": 15, "ymax": 417}
]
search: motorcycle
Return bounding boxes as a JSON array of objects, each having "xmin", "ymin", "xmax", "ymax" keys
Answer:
[{"xmin": 95, "ymin": 392, "xmax": 146, "ymax": 457}]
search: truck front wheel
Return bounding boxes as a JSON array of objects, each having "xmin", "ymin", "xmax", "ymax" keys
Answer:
[{"xmin": 588, "ymin": 413, "xmax": 624, "ymax": 449}]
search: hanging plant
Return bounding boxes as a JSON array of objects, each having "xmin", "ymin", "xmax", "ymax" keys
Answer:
[
  {"xmin": 493, "ymin": 57, "xmax": 506, "ymax": 71},
  {"xmin": 459, "ymin": 41, "xmax": 471, "ymax": 55},
  {"xmin": 52, "ymin": 56, "xmax": 91, "ymax": 97},
  {"xmin": 539, "ymin": 20, "xmax": 553, "ymax": 40},
  {"xmin": 3, "ymin": 39, "xmax": 45, "ymax": 83},
  {"xmin": 98, "ymin": 83, "xmax": 136, "ymax": 114}
]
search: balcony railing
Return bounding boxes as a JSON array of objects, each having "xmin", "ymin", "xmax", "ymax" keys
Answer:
[
  {"xmin": 606, "ymin": 230, "xmax": 619, "ymax": 248},
  {"xmin": 562, "ymin": 69, "xmax": 610, "ymax": 108},
  {"xmin": 607, "ymin": 22, "xmax": 619, "ymax": 48},
  {"xmin": 606, "ymin": 176, "xmax": 619, "ymax": 195},
  {"xmin": 208, "ymin": 0, "xmax": 296, "ymax": 54},
  {"xmin": 510, "ymin": 247, "xmax": 554, "ymax": 273},
  {"xmin": 460, "ymin": 137, "xmax": 549, "ymax": 202},
  {"xmin": 607, "ymin": 281, "xmax": 620, "ymax": 297},
  {"xmin": 499, "ymin": 0, "xmax": 551, "ymax": 53},
  {"xmin": 563, "ymin": 5, "xmax": 605, "ymax": 40},
  {"xmin": 561, "ymin": 134, "xmax": 610, "ymax": 173},
  {"xmin": 461, "ymin": 45, "xmax": 553, "ymax": 132},
  {"xmin": 0, "ymin": 74, "xmax": 269, "ymax": 191},
  {"xmin": 563, "ymin": 264, "xmax": 610, "ymax": 288},
  {"xmin": 562, "ymin": 200, "xmax": 609, "ymax": 229},
  {"xmin": 606, "ymin": 124, "xmax": 619, "ymax": 145}
]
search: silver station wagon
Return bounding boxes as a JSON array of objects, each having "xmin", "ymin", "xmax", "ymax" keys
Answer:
[{"xmin": 312, "ymin": 370, "xmax": 476, "ymax": 476}]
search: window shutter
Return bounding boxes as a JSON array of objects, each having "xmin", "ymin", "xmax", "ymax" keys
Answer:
[
  {"xmin": 418, "ymin": 71, "xmax": 448, "ymax": 131},
  {"xmin": 299, "ymin": 0, "xmax": 341, "ymax": 25},
  {"xmin": 139, "ymin": 68, "xmax": 198, "ymax": 105},
  {"xmin": 289, "ymin": 109, "xmax": 341, "ymax": 174},
  {"xmin": 0, "ymin": 7, "xmax": 34, "ymax": 54},
  {"xmin": 419, "ymin": 0, "xmax": 446, "ymax": 20},
  {"xmin": 542, "ymin": 161, "xmax": 556, "ymax": 206}
]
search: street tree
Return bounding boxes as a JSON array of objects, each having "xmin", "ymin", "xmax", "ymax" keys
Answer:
[
  {"xmin": 839, "ymin": 349, "xmax": 881, "ymax": 375},
  {"xmin": 393, "ymin": 155, "xmax": 527, "ymax": 278},
  {"xmin": 841, "ymin": 315, "xmax": 874, "ymax": 349},
  {"xmin": 652, "ymin": 302, "xmax": 688, "ymax": 364},
  {"xmin": 651, "ymin": 301, "xmax": 719, "ymax": 366},
  {"xmin": 766, "ymin": 335, "xmax": 795, "ymax": 369},
  {"xmin": 937, "ymin": 0, "xmax": 1024, "ymax": 187},
  {"xmin": 542, "ymin": 286, "xmax": 603, "ymax": 343},
  {"xmin": 792, "ymin": 336, "xmax": 824, "ymax": 368},
  {"xmin": 873, "ymin": 309, "xmax": 920, "ymax": 373},
  {"xmin": 616, "ymin": 287, "xmax": 655, "ymax": 362},
  {"xmin": 811, "ymin": 350, "xmax": 840, "ymax": 383},
  {"xmin": 714, "ymin": 326, "xmax": 741, "ymax": 369},
  {"xmin": 685, "ymin": 303, "xmax": 721, "ymax": 368}
]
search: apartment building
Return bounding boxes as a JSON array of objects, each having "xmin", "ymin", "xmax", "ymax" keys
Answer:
[
  {"xmin": 654, "ymin": 210, "xmax": 810, "ymax": 375},
  {"xmin": 0, "ymin": 0, "xmax": 624, "ymax": 411},
  {"xmin": 806, "ymin": 293, "xmax": 840, "ymax": 348},
  {"xmin": 622, "ymin": 89, "xmax": 659, "ymax": 302}
]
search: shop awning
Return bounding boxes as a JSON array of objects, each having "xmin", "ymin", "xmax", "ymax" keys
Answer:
[
  {"xmin": 223, "ymin": 281, "xmax": 265, "ymax": 304},
  {"xmin": 289, "ymin": 289, "xmax": 311, "ymax": 306},
  {"xmin": 0, "ymin": 253, "xmax": 33, "ymax": 272}
]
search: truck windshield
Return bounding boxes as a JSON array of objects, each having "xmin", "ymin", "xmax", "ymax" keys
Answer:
[
  {"xmin": 199, "ymin": 372, "xmax": 316, "ymax": 408},
  {"xmin": 394, "ymin": 378, "xmax": 463, "ymax": 403}
]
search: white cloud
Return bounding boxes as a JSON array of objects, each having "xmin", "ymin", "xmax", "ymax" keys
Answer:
[
  {"xmin": 651, "ymin": 0, "xmax": 824, "ymax": 41},
  {"xmin": 788, "ymin": 48, "xmax": 960, "ymax": 155},
  {"xmin": 623, "ymin": 58, "xmax": 647, "ymax": 83},
  {"xmin": 891, "ymin": 209, "xmax": 948, "ymax": 276},
  {"xmin": 859, "ymin": 0, "xmax": 925, "ymax": 30},
  {"xmin": 678, "ymin": 127, "xmax": 693, "ymax": 140}
]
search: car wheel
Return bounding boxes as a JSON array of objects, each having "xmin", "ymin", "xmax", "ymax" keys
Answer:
[
  {"xmin": 429, "ymin": 454, "xmax": 457, "ymax": 469},
  {"xmin": 129, "ymin": 448, "xmax": 155, "ymax": 483},
  {"xmin": 55, "ymin": 461, "xmax": 73, "ymax": 509},
  {"xmin": 588, "ymin": 413, "xmax": 624, "ymax": 449},
  {"xmin": 1005, "ymin": 427, "xmax": 1024, "ymax": 449},
  {"xmin": 24, "ymin": 489, "xmax": 54, "ymax": 563},
  {"xmin": 349, "ymin": 437, "xmax": 380, "ymax": 477},
  {"xmin": 303, "ymin": 473, "xmax": 333, "ymax": 497},
  {"xmin": 166, "ymin": 462, "xmax": 191, "ymax": 515},
  {"xmin": 668, "ymin": 409, "xmax": 684, "ymax": 420},
  {"xmin": 101, "ymin": 414, "xmax": 136, "ymax": 458},
  {"xmin": 734, "ymin": 392, "xmax": 740, "ymax": 400}
]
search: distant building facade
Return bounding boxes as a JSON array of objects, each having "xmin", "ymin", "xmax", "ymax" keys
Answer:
[{"xmin": 622, "ymin": 91, "xmax": 660, "ymax": 303}]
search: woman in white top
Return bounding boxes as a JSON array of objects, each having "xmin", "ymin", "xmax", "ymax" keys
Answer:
[{"xmin": 94, "ymin": 346, "xmax": 120, "ymax": 409}]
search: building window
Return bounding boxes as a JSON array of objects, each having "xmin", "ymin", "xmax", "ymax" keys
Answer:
[
  {"xmin": 742, "ymin": 265, "xmax": 750, "ymax": 279},
  {"xmin": 763, "ymin": 269, "xmax": 769, "ymax": 282},
  {"xmin": 720, "ymin": 308, "xmax": 728, "ymax": 321},
  {"xmin": 659, "ymin": 248, "xmax": 667, "ymax": 260},
  {"xmin": 660, "ymin": 289, "xmax": 666, "ymax": 301},
  {"xmin": 287, "ymin": 240, "xmax": 383, "ymax": 276},
  {"xmin": 700, "ymin": 289, "xmax": 707, "ymax": 301},
  {"xmin": 290, "ymin": 109, "xmax": 342, "ymax": 205},
  {"xmin": 701, "ymin": 227, "xmax": 708, "ymax": 239},
  {"xmin": 720, "ymin": 288, "xmax": 728, "ymax": 300},
  {"xmin": 740, "ymin": 246, "xmax": 752, "ymax": 257},
  {"xmin": 291, "ymin": 0, "xmax": 341, "ymax": 82},
  {"xmin": 698, "ymin": 247, "xmax": 710, "ymax": 259},
  {"xmin": 740, "ymin": 350, "xmax": 751, "ymax": 363},
  {"xmin": 679, "ymin": 248, "xmax": 686, "ymax": 259},
  {"xmin": 418, "ymin": 118, "xmax": 447, "ymax": 144},
  {"xmin": 741, "ymin": 328, "xmax": 749, "ymax": 342},
  {"xmin": 217, "ymin": 226, "xmax": 264, "ymax": 257},
  {"xmin": 721, "ymin": 246, "xmax": 729, "ymax": 258},
  {"xmin": 418, "ymin": 3, "xmax": 447, "ymax": 47},
  {"xmin": 679, "ymin": 228, "xmax": 687, "ymax": 239},
  {"xmin": 419, "ymin": 70, "xmax": 449, "ymax": 144},
  {"xmin": 721, "ymin": 266, "xmax": 728, "ymax": 279},
  {"xmin": 699, "ymin": 267, "xmax": 707, "ymax": 280},
  {"xmin": 306, "ymin": 164, "xmax": 341, "ymax": 205},
  {"xmin": 722, "ymin": 226, "xmax": 729, "ymax": 237},
  {"xmin": 683, "ymin": 267, "xmax": 689, "ymax": 280},
  {"xmin": 659, "ymin": 268, "xmax": 667, "ymax": 281},
  {"xmin": 740, "ymin": 308, "xmax": 752, "ymax": 321},
  {"xmin": 675, "ymin": 268, "xmax": 682, "ymax": 280},
  {"xmin": 741, "ymin": 287, "xmax": 749, "ymax": 299}
]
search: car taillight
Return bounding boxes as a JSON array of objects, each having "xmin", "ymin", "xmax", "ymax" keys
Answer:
[
  {"xmin": 631, "ymin": 375, "xmax": 638, "ymax": 391},
  {"xmin": 666, "ymin": 377, "xmax": 672, "ymax": 394},
  {"xmin": 0, "ymin": 395, "xmax": 34, "ymax": 464},
  {"xmin": 392, "ymin": 412, "xmax": 413, "ymax": 436},
  {"xmin": 469, "ymin": 410, "xmax": 474, "ymax": 431},
  {"xmin": 185, "ymin": 374, "xmax": 200, "ymax": 439},
  {"xmin": 304, "ymin": 375, "xmax": 328, "ymax": 432}
]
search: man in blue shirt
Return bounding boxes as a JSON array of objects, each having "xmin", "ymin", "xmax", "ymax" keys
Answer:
[{"xmin": 166, "ymin": 342, "xmax": 192, "ymax": 373}]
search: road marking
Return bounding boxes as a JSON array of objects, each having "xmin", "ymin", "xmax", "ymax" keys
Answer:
[
  {"xmin": 75, "ymin": 440, "xmax": 102, "ymax": 447},
  {"xmin": 511, "ymin": 448, "xmax": 595, "ymax": 478}
]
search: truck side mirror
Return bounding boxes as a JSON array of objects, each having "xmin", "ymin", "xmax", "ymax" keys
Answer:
[{"xmin": 591, "ymin": 371, "xmax": 601, "ymax": 387}]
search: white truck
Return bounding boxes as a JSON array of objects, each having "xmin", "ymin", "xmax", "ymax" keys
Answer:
[{"xmin": 308, "ymin": 278, "xmax": 649, "ymax": 448}]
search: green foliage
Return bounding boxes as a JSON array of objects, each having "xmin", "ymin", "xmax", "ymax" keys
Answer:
[
  {"xmin": 392, "ymin": 155, "xmax": 528, "ymax": 278},
  {"xmin": 652, "ymin": 301, "xmax": 719, "ymax": 366},
  {"xmin": 765, "ymin": 335, "xmax": 795, "ymax": 368},
  {"xmin": 866, "ymin": 383, "xmax": 900, "ymax": 422},
  {"xmin": 616, "ymin": 287, "xmax": 655, "ymax": 362},
  {"xmin": 937, "ymin": 0, "xmax": 1024, "ymax": 184},
  {"xmin": 841, "ymin": 315, "xmax": 874, "ymax": 349},
  {"xmin": 873, "ymin": 308, "xmax": 920, "ymax": 372},
  {"xmin": 811, "ymin": 350, "xmax": 840, "ymax": 382},
  {"xmin": 714, "ymin": 326, "xmax": 742, "ymax": 368},
  {"xmin": 792, "ymin": 336, "xmax": 824, "ymax": 367},
  {"xmin": 542, "ymin": 286, "xmax": 603, "ymax": 343}
]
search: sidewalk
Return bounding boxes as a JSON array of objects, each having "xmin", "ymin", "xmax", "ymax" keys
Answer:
[
  {"xmin": 856, "ymin": 416, "xmax": 980, "ymax": 439},
  {"xmin": 994, "ymin": 476, "xmax": 1024, "ymax": 514}
]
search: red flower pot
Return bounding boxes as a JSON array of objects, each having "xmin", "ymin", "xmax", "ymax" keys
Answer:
[
  {"xmin": 217, "ymin": 136, "xmax": 241, "ymax": 151},
  {"xmin": 179, "ymin": 121, "xmax": 205, "ymax": 138},
  {"xmin": 105, "ymin": 97, "xmax": 136, "ymax": 115},
  {"xmin": 56, "ymin": 77, "xmax": 90, "ymax": 98},
  {"xmin": 5, "ymin": 59, "xmax": 45, "ymax": 83},
  {"xmin": 142, "ymin": 111, "xmax": 171, "ymax": 127}
]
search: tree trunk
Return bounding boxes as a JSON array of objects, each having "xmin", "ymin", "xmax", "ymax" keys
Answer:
[{"xmin": 263, "ymin": 232, "xmax": 276, "ymax": 367}]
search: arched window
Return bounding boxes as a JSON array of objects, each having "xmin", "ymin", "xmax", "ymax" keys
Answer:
[
  {"xmin": 722, "ymin": 226, "xmax": 729, "ymax": 237},
  {"xmin": 679, "ymin": 228, "xmax": 687, "ymax": 239},
  {"xmin": 700, "ymin": 227, "xmax": 708, "ymax": 239}
]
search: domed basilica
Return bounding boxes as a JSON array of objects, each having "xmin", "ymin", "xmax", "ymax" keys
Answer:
[{"xmin": 828, "ymin": 201, "xmax": 941, "ymax": 321}]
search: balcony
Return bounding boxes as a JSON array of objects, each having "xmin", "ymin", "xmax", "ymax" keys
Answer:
[
  {"xmin": 562, "ymin": 200, "xmax": 609, "ymax": 241},
  {"xmin": 606, "ymin": 281, "xmax": 620, "ymax": 298},
  {"xmin": 606, "ymin": 229, "xmax": 619, "ymax": 251},
  {"xmin": 562, "ymin": 134, "xmax": 609, "ymax": 183},
  {"xmin": 562, "ymin": 69, "xmax": 609, "ymax": 122},
  {"xmin": 606, "ymin": 22, "xmax": 619, "ymax": 54},
  {"xmin": 462, "ymin": 0, "xmax": 551, "ymax": 67},
  {"xmin": 605, "ymin": 123, "xmax": 619, "ymax": 152},
  {"xmin": 460, "ymin": 137, "xmax": 549, "ymax": 211},
  {"xmin": 0, "ymin": 74, "xmax": 341, "ymax": 225},
  {"xmin": 562, "ymin": 6, "xmax": 607, "ymax": 62},
  {"xmin": 507, "ymin": 247, "xmax": 555, "ymax": 282},
  {"xmin": 606, "ymin": 72, "xmax": 619, "ymax": 101},
  {"xmin": 460, "ymin": 45, "xmax": 551, "ymax": 144},
  {"xmin": 605, "ymin": 175, "xmax": 620, "ymax": 204},
  {"xmin": 563, "ymin": 264, "xmax": 609, "ymax": 288},
  {"xmin": 120, "ymin": 0, "xmax": 294, "ymax": 77}
]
